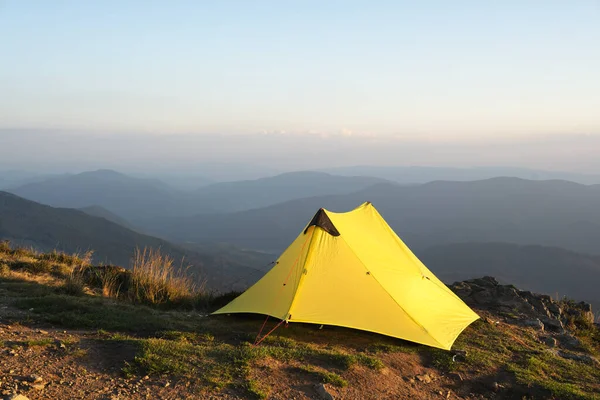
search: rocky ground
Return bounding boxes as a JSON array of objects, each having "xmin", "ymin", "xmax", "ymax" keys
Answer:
[{"xmin": 1, "ymin": 250, "xmax": 599, "ymax": 400}]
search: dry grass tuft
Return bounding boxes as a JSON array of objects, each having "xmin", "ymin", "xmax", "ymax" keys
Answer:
[
  {"xmin": 0, "ymin": 240, "xmax": 11, "ymax": 254},
  {"xmin": 62, "ymin": 267, "xmax": 87, "ymax": 296},
  {"xmin": 39, "ymin": 249, "xmax": 94, "ymax": 267},
  {"xmin": 128, "ymin": 247, "xmax": 200, "ymax": 305},
  {"xmin": 98, "ymin": 267, "xmax": 123, "ymax": 298},
  {"xmin": 0, "ymin": 262, "xmax": 9, "ymax": 276}
]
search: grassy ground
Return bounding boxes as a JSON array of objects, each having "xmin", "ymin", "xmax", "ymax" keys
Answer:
[{"xmin": 1, "ymin": 244, "xmax": 600, "ymax": 399}]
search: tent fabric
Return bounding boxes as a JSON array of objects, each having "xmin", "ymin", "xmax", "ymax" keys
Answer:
[{"xmin": 212, "ymin": 202, "xmax": 479, "ymax": 350}]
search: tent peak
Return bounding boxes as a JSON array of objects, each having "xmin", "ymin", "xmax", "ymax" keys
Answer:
[{"xmin": 304, "ymin": 208, "xmax": 340, "ymax": 236}]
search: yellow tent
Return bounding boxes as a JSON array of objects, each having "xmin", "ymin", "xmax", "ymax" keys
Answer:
[{"xmin": 213, "ymin": 202, "xmax": 479, "ymax": 350}]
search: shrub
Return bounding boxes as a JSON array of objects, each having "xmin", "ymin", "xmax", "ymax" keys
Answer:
[
  {"xmin": 0, "ymin": 241, "xmax": 11, "ymax": 253},
  {"xmin": 12, "ymin": 246, "xmax": 36, "ymax": 258},
  {"xmin": 62, "ymin": 268, "xmax": 87, "ymax": 296},
  {"xmin": 29, "ymin": 259, "xmax": 54, "ymax": 274},
  {"xmin": 98, "ymin": 267, "xmax": 124, "ymax": 298},
  {"xmin": 0, "ymin": 263, "xmax": 9, "ymax": 276},
  {"xmin": 128, "ymin": 247, "xmax": 199, "ymax": 305},
  {"xmin": 39, "ymin": 249, "xmax": 94, "ymax": 267}
]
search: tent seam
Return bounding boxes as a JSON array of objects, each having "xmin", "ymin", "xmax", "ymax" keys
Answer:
[{"xmin": 286, "ymin": 227, "xmax": 319, "ymax": 320}]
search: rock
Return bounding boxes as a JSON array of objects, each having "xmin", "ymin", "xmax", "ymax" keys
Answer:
[
  {"xmin": 469, "ymin": 276, "xmax": 500, "ymax": 288},
  {"xmin": 547, "ymin": 302, "xmax": 562, "ymax": 316},
  {"xmin": 416, "ymin": 374, "xmax": 432, "ymax": 383},
  {"xmin": 30, "ymin": 382, "xmax": 46, "ymax": 390},
  {"xmin": 314, "ymin": 383, "xmax": 335, "ymax": 400},
  {"xmin": 451, "ymin": 350, "xmax": 467, "ymax": 362},
  {"xmin": 36, "ymin": 330, "xmax": 48, "ymax": 335},
  {"xmin": 27, "ymin": 375, "xmax": 43, "ymax": 384},
  {"xmin": 540, "ymin": 317, "xmax": 565, "ymax": 334},
  {"xmin": 543, "ymin": 336, "xmax": 557, "ymax": 348},
  {"xmin": 471, "ymin": 289, "xmax": 495, "ymax": 305},
  {"xmin": 526, "ymin": 296, "xmax": 551, "ymax": 318},
  {"xmin": 556, "ymin": 350, "xmax": 599, "ymax": 365},
  {"xmin": 521, "ymin": 319, "xmax": 545, "ymax": 331},
  {"xmin": 491, "ymin": 382, "xmax": 500, "ymax": 392},
  {"xmin": 6, "ymin": 395, "xmax": 30, "ymax": 400},
  {"xmin": 558, "ymin": 334, "xmax": 582, "ymax": 349}
]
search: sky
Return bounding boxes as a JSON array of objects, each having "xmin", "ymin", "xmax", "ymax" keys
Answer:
[{"xmin": 1, "ymin": 1, "xmax": 599, "ymax": 172}]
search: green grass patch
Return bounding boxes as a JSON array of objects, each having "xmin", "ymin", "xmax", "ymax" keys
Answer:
[
  {"xmin": 299, "ymin": 365, "xmax": 348, "ymax": 387},
  {"xmin": 25, "ymin": 338, "xmax": 54, "ymax": 347},
  {"xmin": 245, "ymin": 378, "xmax": 269, "ymax": 399},
  {"xmin": 508, "ymin": 351, "xmax": 600, "ymax": 400},
  {"xmin": 13, "ymin": 294, "xmax": 198, "ymax": 333},
  {"xmin": 366, "ymin": 341, "xmax": 420, "ymax": 354},
  {"xmin": 356, "ymin": 353, "xmax": 384, "ymax": 370}
]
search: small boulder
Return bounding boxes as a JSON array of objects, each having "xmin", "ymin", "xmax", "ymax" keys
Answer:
[
  {"xmin": 7, "ymin": 395, "xmax": 30, "ymax": 400},
  {"xmin": 540, "ymin": 317, "xmax": 565, "ymax": 334},
  {"xmin": 543, "ymin": 336, "xmax": 557, "ymax": 348},
  {"xmin": 451, "ymin": 350, "xmax": 467, "ymax": 362},
  {"xmin": 556, "ymin": 350, "xmax": 599, "ymax": 365},
  {"xmin": 558, "ymin": 334, "xmax": 582, "ymax": 350},
  {"xmin": 547, "ymin": 302, "xmax": 562, "ymax": 316},
  {"xmin": 416, "ymin": 374, "xmax": 432, "ymax": 384},
  {"xmin": 521, "ymin": 319, "xmax": 545, "ymax": 331}
]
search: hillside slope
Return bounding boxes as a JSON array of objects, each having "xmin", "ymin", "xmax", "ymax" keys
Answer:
[
  {"xmin": 0, "ymin": 253, "xmax": 598, "ymax": 399},
  {"xmin": 138, "ymin": 178, "xmax": 600, "ymax": 255},
  {"xmin": 0, "ymin": 192, "xmax": 267, "ymax": 290},
  {"xmin": 79, "ymin": 205, "xmax": 137, "ymax": 229}
]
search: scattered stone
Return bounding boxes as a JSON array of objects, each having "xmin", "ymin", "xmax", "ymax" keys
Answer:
[
  {"xmin": 314, "ymin": 383, "xmax": 335, "ymax": 400},
  {"xmin": 556, "ymin": 350, "xmax": 599, "ymax": 365},
  {"xmin": 30, "ymin": 381, "xmax": 46, "ymax": 390},
  {"xmin": 6, "ymin": 395, "xmax": 30, "ymax": 400},
  {"xmin": 27, "ymin": 375, "xmax": 43, "ymax": 384},
  {"xmin": 543, "ymin": 336, "xmax": 557, "ymax": 348},
  {"xmin": 451, "ymin": 278, "xmax": 595, "ymax": 337},
  {"xmin": 547, "ymin": 302, "xmax": 562, "ymax": 316},
  {"xmin": 416, "ymin": 373, "xmax": 432, "ymax": 383},
  {"xmin": 163, "ymin": 381, "xmax": 170, "ymax": 388},
  {"xmin": 36, "ymin": 330, "xmax": 48, "ymax": 335},
  {"xmin": 491, "ymin": 382, "xmax": 499, "ymax": 392},
  {"xmin": 540, "ymin": 317, "xmax": 565, "ymax": 334},
  {"xmin": 451, "ymin": 349, "xmax": 467, "ymax": 362},
  {"xmin": 521, "ymin": 319, "xmax": 545, "ymax": 331},
  {"xmin": 558, "ymin": 334, "xmax": 582, "ymax": 350}
]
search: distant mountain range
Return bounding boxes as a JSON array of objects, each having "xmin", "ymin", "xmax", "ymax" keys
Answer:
[
  {"xmin": 137, "ymin": 177, "xmax": 600, "ymax": 256},
  {"xmin": 0, "ymin": 191, "xmax": 271, "ymax": 290},
  {"xmin": 8, "ymin": 170, "xmax": 178, "ymax": 220},
  {"xmin": 8, "ymin": 169, "xmax": 390, "ymax": 220},
  {"xmin": 3, "ymin": 179, "xmax": 600, "ymax": 308},
  {"xmin": 319, "ymin": 166, "xmax": 600, "ymax": 185}
]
